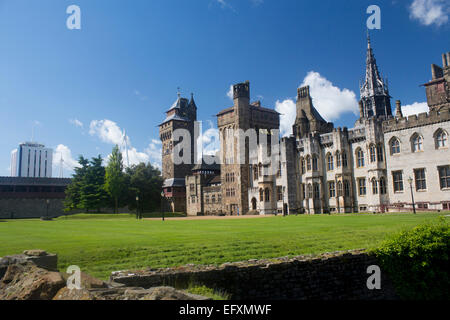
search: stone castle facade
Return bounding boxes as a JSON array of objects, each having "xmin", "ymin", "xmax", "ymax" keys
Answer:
[{"xmin": 160, "ymin": 40, "xmax": 450, "ymax": 215}]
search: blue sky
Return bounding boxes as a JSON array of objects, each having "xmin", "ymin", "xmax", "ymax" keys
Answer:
[{"xmin": 1, "ymin": 0, "xmax": 449, "ymax": 176}]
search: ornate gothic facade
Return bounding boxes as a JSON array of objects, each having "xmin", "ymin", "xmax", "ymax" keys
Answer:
[{"xmin": 160, "ymin": 41, "xmax": 450, "ymax": 215}]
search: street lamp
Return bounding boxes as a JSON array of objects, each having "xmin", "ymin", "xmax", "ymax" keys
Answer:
[
  {"xmin": 161, "ymin": 191, "xmax": 165, "ymax": 222},
  {"xmin": 136, "ymin": 195, "xmax": 139, "ymax": 220},
  {"xmin": 46, "ymin": 199, "xmax": 50, "ymax": 219},
  {"xmin": 407, "ymin": 177, "xmax": 416, "ymax": 214}
]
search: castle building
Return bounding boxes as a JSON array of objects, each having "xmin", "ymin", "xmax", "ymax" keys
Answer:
[{"xmin": 161, "ymin": 40, "xmax": 450, "ymax": 215}]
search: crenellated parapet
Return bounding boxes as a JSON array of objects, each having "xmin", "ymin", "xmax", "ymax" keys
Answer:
[{"xmin": 383, "ymin": 107, "xmax": 450, "ymax": 133}]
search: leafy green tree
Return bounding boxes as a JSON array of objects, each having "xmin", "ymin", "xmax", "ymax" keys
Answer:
[
  {"xmin": 105, "ymin": 145, "xmax": 126, "ymax": 214},
  {"xmin": 125, "ymin": 163, "xmax": 163, "ymax": 213}
]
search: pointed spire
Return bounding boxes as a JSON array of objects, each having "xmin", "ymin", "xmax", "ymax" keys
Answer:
[{"xmin": 359, "ymin": 34, "xmax": 392, "ymax": 119}]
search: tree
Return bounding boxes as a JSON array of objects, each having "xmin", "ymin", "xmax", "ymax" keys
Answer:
[
  {"xmin": 64, "ymin": 156, "xmax": 89, "ymax": 212},
  {"xmin": 80, "ymin": 155, "xmax": 109, "ymax": 212},
  {"xmin": 105, "ymin": 145, "xmax": 126, "ymax": 214},
  {"xmin": 125, "ymin": 163, "xmax": 163, "ymax": 213}
]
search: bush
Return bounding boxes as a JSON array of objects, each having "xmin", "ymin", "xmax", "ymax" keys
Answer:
[{"xmin": 372, "ymin": 217, "xmax": 449, "ymax": 300}]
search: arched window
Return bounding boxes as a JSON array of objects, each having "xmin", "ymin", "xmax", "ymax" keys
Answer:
[
  {"xmin": 370, "ymin": 145, "xmax": 376, "ymax": 163},
  {"xmin": 259, "ymin": 189, "xmax": 264, "ymax": 202},
  {"xmin": 344, "ymin": 180, "xmax": 350, "ymax": 197},
  {"xmin": 264, "ymin": 188, "xmax": 270, "ymax": 202},
  {"xmin": 435, "ymin": 129, "xmax": 448, "ymax": 148},
  {"xmin": 300, "ymin": 158, "xmax": 305, "ymax": 174},
  {"xmin": 312, "ymin": 155, "xmax": 318, "ymax": 171},
  {"xmin": 411, "ymin": 134, "xmax": 423, "ymax": 152},
  {"xmin": 390, "ymin": 138, "xmax": 400, "ymax": 155},
  {"xmin": 372, "ymin": 178, "xmax": 378, "ymax": 194},
  {"xmin": 336, "ymin": 151, "xmax": 341, "ymax": 167},
  {"xmin": 306, "ymin": 156, "xmax": 311, "ymax": 171},
  {"xmin": 356, "ymin": 148, "xmax": 365, "ymax": 168},
  {"xmin": 379, "ymin": 177, "xmax": 387, "ymax": 194},
  {"xmin": 313, "ymin": 183, "xmax": 320, "ymax": 199},
  {"xmin": 327, "ymin": 153, "xmax": 334, "ymax": 171},
  {"xmin": 337, "ymin": 181, "xmax": 343, "ymax": 197},
  {"xmin": 377, "ymin": 144, "xmax": 384, "ymax": 162},
  {"xmin": 342, "ymin": 152, "xmax": 348, "ymax": 168}
]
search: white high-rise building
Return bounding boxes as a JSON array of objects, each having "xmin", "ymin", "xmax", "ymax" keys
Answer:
[{"xmin": 10, "ymin": 142, "xmax": 53, "ymax": 178}]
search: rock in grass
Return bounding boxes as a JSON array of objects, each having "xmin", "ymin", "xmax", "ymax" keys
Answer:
[{"xmin": 0, "ymin": 263, "xmax": 65, "ymax": 300}]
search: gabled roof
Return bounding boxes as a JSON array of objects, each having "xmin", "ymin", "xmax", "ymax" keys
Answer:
[{"xmin": 159, "ymin": 113, "xmax": 190, "ymax": 126}]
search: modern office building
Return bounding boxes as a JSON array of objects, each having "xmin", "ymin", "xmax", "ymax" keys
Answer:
[{"xmin": 10, "ymin": 142, "xmax": 53, "ymax": 178}]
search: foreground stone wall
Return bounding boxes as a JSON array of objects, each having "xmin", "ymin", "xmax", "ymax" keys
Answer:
[{"xmin": 111, "ymin": 250, "xmax": 398, "ymax": 300}]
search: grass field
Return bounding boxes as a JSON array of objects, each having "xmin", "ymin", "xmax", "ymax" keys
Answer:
[{"xmin": 0, "ymin": 212, "xmax": 448, "ymax": 280}]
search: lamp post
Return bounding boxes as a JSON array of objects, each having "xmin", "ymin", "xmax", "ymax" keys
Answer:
[
  {"xmin": 408, "ymin": 177, "xmax": 416, "ymax": 214},
  {"xmin": 161, "ymin": 191, "xmax": 165, "ymax": 222},
  {"xmin": 46, "ymin": 199, "xmax": 50, "ymax": 219},
  {"xmin": 136, "ymin": 195, "xmax": 139, "ymax": 220}
]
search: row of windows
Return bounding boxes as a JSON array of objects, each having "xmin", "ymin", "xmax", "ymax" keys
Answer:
[
  {"xmin": 392, "ymin": 166, "xmax": 450, "ymax": 192},
  {"xmin": 356, "ymin": 178, "xmax": 387, "ymax": 196},
  {"xmin": 225, "ymin": 188, "xmax": 236, "ymax": 197},
  {"xmin": 301, "ymin": 152, "xmax": 349, "ymax": 173},
  {"xmin": 389, "ymin": 129, "xmax": 448, "ymax": 155},
  {"xmin": 259, "ymin": 188, "xmax": 271, "ymax": 202},
  {"xmin": 355, "ymin": 144, "xmax": 384, "ymax": 168},
  {"xmin": 225, "ymin": 173, "xmax": 235, "ymax": 183},
  {"xmin": 205, "ymin": 194, "xmax": 222, "ymax": 204}
]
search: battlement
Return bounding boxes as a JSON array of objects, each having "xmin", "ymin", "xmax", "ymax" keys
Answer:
[
  {"xmin": 233, "ymin": 81, "xmax": 250, "ymax": 100},
  {"xmin": 383, "ymin": 107, "xmax": 450, "ymax": 133},
  {"xmin": 297, "ymin": 86, "xmax": 310, "ymax": 99}
]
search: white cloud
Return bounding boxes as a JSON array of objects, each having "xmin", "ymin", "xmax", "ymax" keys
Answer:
[
  {"xmin": 144, "ymin": 140, "xmax": 162, "ymax": 169},
  {"xmin": 401, "ymin": 102, "xmax": 429, "ymax": 117},
  {"xmin": 301, "ymin": 72, "xmax": 359, "ymax": 120},
  {"xmin": 409, "ymin": 0, "xmax": 449, "ymax": 26},
  {"xmin": 89, "ymin": 120, "xmax": 128, "ymax": 146},
  {"xmin": 53, "ymin": 144, "xmax": 81, "ymax": 171},
  {"xmin": 201, "ymin": 121, "xmax": 220, "ymax": 156},
  {"xmin": 69, "ymin": 118, "xmax": 83, "ymax": 128},
  {"xmin": 275, "ymin": 71, "xmax": 359, "ymax": 137},
  {"xmin": 90, "ymin": 119, "xmax": 162, "ymax": 168},
  {"xmin": 227, "ymin": 85, "xmax": 234, "ymax": 100},
  {"xmin": 275, "ymin": 99, "xmax": 297, "ymax": 137}
]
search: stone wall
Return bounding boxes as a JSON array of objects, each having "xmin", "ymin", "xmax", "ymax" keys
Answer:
[
  {"xmin": 110, "ymin": 250, "xmax": 398, "ymax": 300},
  {"xmin": 0, "ymin": 198, "xmax": 66, "ymax": 219},
  {"xmin": 0, "ymin": 198, "xmax": 133, "ymax": 219}
]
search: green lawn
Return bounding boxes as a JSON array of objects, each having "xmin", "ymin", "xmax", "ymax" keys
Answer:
[{"xmin": 0, "ymin": 212, "xmax": 448, "ymax": 280}]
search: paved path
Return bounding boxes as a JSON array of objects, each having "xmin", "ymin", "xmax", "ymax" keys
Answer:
[{"xmin": 144, "ymin": 214, "xmax": 280, "ymax": 221}]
